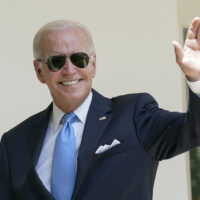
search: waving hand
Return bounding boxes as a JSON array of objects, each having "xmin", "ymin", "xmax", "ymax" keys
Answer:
[{"xmin": 173, "ymin": 17, "xmax": 200, "ymax": 81}]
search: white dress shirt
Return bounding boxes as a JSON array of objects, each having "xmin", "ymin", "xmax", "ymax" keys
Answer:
[
  {"xmin": 187, "ymin": 79, "xmax": 200, "ymax": 97},
  {"xmin": 35, "ymin": 92, "xmax": 92, "ymax": 192}
]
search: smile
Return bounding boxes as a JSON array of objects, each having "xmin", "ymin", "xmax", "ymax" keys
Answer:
[{"xmin": 59, "ymin": 80, "xmax": 79, "ymax": 86}]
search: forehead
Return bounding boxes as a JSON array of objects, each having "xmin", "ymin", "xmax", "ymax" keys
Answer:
[{"xmin": 40, "ymin": 27, "xmax": 89, "ymax": 55}]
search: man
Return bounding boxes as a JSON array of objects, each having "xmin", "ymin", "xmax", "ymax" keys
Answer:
[{"xmin": 1, "ymin": 17, "xmax": 200, "ymax": 200}]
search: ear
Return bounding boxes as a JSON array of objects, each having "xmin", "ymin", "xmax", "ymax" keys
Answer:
[
  {"xmin": 33, "ymin": 60, "xmax": 46, "ymax": 84},
  {"xmin": 91, "ymin": 54, "xmax": 96, "ymax": 78}
]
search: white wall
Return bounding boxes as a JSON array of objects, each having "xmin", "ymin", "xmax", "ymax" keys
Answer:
[{"xmin": 0, "ymin": 0, "xmax": 189, "ymax": 199}]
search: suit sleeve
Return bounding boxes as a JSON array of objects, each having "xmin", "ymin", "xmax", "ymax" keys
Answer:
[
  {"xmin": 134, "ymin": 89, "xmax": 200, "ymax": 161},
  {"xmin": 0, "ymin": 135, "xmax": 16, "ymax": 200}
]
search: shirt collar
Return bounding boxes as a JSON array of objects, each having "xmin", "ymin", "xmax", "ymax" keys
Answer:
[{"xmin": 52, "ymin": 92, "xmax": 93, "ymax": 133}]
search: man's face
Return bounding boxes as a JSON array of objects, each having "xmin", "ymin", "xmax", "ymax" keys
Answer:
[{"xmin": 34, "ymin": 27, "xmax": 96, "ymax": 111}]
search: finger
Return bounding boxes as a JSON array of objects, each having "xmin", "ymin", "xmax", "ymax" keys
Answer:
[
  {"xmin": 172, "ymin": 41, "xmax": 184, "ymax": 66},
  {"xmin": 196, "ymin": 24, "xmax": 200, "ymax": 39},
  {"xmin": 186, "ymin": 17, "xmax": 200, "ymax": 40}
]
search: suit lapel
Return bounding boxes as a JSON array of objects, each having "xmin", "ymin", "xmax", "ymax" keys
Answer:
[
  {"xmin": 27, "ymin": 104, "xmax": 55, "ymax": 200},
  {"xmin": 72, "ymin": 90, "xmax": 113, "ymax": 199},
  {"xmin": 27, "ymin": 104, "xmax": 52, "ymax": 164},
  {"xmin": 26, "ymin": 91, "xmax": 113, "ymax": 200}
]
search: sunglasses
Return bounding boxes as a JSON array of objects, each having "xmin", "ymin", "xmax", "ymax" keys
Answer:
[{"xmin": 38, "ymin": 52, "xmax": 91, "ymax": 72}]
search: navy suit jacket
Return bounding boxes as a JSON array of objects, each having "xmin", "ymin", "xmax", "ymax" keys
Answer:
[{"xmin": 1, "ymin": 89, "xmax": 200, "ymax": 200}]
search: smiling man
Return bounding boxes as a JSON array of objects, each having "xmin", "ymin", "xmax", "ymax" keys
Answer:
[
  {"xmin": 34, "ymin": 25, "xmax": 96, "ymax": 113},
  {"xmin": 1, "ymin": 18, "xmax": 200, "ymax": 200}
]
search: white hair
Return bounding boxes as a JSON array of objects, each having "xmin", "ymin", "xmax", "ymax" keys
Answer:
[{"xmin": 33, "ymin": 20, "xmax": 95, "ymax": 59}]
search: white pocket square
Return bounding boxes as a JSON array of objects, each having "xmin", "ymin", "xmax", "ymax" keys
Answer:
[{"xmin": 95, "ymin": 139, "xmax": 121, "ymax": 154}]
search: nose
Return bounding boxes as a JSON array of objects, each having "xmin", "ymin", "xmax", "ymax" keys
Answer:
[{"xmin": 61, "ymin": 57, "xmax": 76, "ymax": 74}]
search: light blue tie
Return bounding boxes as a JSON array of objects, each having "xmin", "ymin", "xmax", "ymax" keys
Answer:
[{"xmin": 51, "ymin": 113, "xmax": 76, "ymax": 200}]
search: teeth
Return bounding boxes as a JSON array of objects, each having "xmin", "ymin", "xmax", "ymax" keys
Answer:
[{"xmin": 61, "ymin": 80, "xmax": 79, "ymax": 86}]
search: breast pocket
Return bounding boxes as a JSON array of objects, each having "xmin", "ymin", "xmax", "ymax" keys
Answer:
[{"xmin": 93, "ymin": 140, "xmax": 132, "ymax": 161}]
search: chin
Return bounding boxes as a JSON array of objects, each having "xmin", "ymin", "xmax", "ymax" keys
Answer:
[{"xmin": 63, "ymin": 93, "xmax": 84, "ymax": 102}]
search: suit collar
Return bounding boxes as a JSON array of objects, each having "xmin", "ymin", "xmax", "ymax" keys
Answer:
[
  {"xmin": 27, "ymin": 104, "xmax": 52, "ymax": 164},
  {"xmin": 90, "ymin": 89, "xmax": 112, "ymax": 113},
  {"xmin": 27, "ymin": 90, "xmax": 94, "ymax": 162},
  {"xmin": 27, "ymin": 89, "xmax": 113, "ymax": 200},
  {"xmin": 27, "ymin": 104, "xmax": 53, "ymax": 200},
  {"xmin": 72, "ymin": 89, "xmax": 113, "ymax": 199},
  {"xmin": 52, "ymin": 91, "xmax": 93, "ymax": 133}
]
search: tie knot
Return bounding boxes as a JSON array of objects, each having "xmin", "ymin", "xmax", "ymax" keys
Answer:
[{"xmin": 62, "ymin": 112, "xmax": 76, "ymax": 124}]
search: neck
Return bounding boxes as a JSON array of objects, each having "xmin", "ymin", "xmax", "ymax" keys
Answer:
[{"xmin": 53, "ymin": 92, "xmax": 91, "ymax": 114}]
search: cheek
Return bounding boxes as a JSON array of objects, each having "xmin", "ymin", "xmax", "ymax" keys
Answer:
[
  {"xmin": 85, "ymin": 67, "xmax": 96, "ymax": 79},
  {"xmin": 92, "ymin": 68, "xmax": 96, "ymax": 77},
  {"xmin": 43, "ymin": 72, "xmax": 59, "ymax": 86},
  {"xmin": 90, "ymin": 65, "xmax": 96, "ymax": 78}
]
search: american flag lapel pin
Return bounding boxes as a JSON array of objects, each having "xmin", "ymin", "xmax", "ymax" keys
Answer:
[{"xmin": 99, "ymin": 116, "xmax": 107, "ymax": 121}]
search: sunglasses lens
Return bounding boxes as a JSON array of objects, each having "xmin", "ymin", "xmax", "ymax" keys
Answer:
[
  {"xmin": 47, "ymin": 55, "xmax": 66, "ymax": 72},
  {"xmin": 46, "ymin": 53, "xmax": 90, "ymax": 72},
  {"xmin": 70, "ymin": 53, "xmax": 89, "ymax": 68}
]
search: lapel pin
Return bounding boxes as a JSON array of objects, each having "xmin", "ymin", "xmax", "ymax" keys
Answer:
[{"xmin": 99, "ymin": 116, "xmax": 106, "ymax": 121}]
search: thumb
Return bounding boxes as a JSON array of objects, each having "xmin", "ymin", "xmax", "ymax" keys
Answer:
[{"xmin": 172, "ymin": 41, "xmax": 184, "ymax": 66}]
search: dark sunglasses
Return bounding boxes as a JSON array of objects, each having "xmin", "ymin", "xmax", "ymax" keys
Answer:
[{"xmin": 38, "ymin": 52, "xmax": 91, "ymax": 72}]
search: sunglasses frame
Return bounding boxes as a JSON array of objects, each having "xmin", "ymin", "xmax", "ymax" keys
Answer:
[{"xmin": 37, "ymin": 52, "xmax": 92, "ymax": 72}]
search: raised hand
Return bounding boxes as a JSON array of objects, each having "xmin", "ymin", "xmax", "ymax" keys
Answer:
[{"xmin": 173, "ymin": 17, "xmax": 200, "ymax": 81}]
